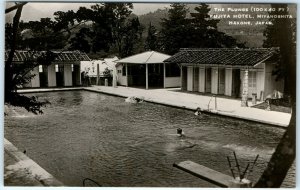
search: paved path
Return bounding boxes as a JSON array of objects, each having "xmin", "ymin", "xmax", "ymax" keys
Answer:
[{"xmin": 85, "ymin": 86, "xmax": 291, "ymax": 127}]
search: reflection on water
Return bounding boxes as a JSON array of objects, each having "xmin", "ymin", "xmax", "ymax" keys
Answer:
[{"xmin": 4, "ymin": 91, "xmax": 294, "ymax": 187}]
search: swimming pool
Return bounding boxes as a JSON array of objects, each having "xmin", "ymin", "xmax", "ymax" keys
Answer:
[{"xmin": 4, "ymin": 90, "xmax": 294, "ymax": 187}]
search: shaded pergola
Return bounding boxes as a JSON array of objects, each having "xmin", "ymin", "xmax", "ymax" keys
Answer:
[{"xmin": 116, "ymin": 51, "xmax": 171, "ymax": 89}]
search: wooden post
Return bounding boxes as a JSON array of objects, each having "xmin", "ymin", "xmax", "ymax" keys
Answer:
[
  {"xmin": 163, "ymin": 63, "xmax": 166, "ymax": 88},
  {"xmin": 146, "ymin": 63, "xmax": 149, "ymax": 90},
  {"xmin": 96, "ymin": 63, "xmax": 99, "ymax": 85},
  {"xmin": 215, "ymin": 96, "xmax": 217, "ymax": 110},
  {"xmin": 180, "ymin": 65, "xmax": 183, "ymax": 89},
  {"xmin": 241, "ymin": 69, "xmax": 249, "ymax": 107},
  {"xmin": 126, "ymin": 63, "xmax": 128, "ymax": 87}
]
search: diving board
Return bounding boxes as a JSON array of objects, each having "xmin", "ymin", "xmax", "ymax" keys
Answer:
[{"xmin": 173, "ymin": 160, "xmax": 233, "ymax": 187}]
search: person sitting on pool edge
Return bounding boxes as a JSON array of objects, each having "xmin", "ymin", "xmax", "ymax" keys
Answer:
[{"xmin": 177, "ymin": 128, "xmax": 184, "ymax": 137}]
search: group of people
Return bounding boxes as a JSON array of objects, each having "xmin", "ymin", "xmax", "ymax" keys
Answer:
[{"xmin": 81, "ymin": 71, "xmax": 91, "ymax": 87}]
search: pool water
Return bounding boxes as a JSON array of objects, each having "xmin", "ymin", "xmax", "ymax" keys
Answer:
[{"xmin": 4, "ymin": 91, "xmax": 295, "ymax": 187}]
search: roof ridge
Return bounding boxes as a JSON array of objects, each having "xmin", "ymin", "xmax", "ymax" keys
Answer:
[{"xmin": 144, "ymin": 51, "xmax": 155, "ymax": 63}]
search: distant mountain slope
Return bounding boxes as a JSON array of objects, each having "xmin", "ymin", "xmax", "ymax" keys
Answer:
[{"xmin": 138, "ymin": 8, "xmax": 168, "ymax": 31}]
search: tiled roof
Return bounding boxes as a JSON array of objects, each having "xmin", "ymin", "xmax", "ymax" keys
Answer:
[
  {"xmin": 116, "ymin": 51, "xmax": 170, "ymax": 64},
  {"xmin": 164, "ymin": 48, "xmax": 278, "ymax": 66},
  {"xmin": 5, "ymin": 50, "xmax": 91, "ymax": 62}
]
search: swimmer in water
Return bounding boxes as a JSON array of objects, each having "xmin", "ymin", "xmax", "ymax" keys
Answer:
[
  {"xmin": 194, "ymin": 107, "xmax": 202, "ymax": 115},
  {"xmin": 177, "ymin": 128, "xmax": 185, "ymax": 137}
]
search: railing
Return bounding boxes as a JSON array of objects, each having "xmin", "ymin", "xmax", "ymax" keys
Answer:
[{"xmin": 207, "ymin": 95, "xmax": 217, "ymax": 111}]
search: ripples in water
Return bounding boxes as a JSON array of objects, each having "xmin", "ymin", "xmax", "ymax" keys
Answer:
[{"xmin": 4, "ymin": 91, "xmax": 294, "ymax": 187}]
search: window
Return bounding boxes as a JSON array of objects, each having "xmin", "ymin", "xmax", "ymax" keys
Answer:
[
  {"xmin": 55, "ymin": 64, "xmax": 59, "ymax": 72},
  {"xmin": 39, "ymin": 65, "xmax": 43, "ymax": 73},
  {"xmin": 40, "ymin": 65, "xmax": 47, "ymax": 73},
  {"xmin": 248, "ymin": 71, "xmax": 257, "ymax": 88},
  {"xmin": 56, "ymin": 64, "xmax": 64, "ymax": 72}
]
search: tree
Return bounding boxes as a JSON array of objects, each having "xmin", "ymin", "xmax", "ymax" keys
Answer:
[
  {"xmin": 5, "ymin": 3, "xmax": 53, "ymax": 114},
  {"xmin": 17, "ymin": 18, "xmax": 67, "ymax": 50},
  {"xmin": 189, "ymin": 3, "xmax": 245, "ymax": 48},
  {"xmin": 145, "ymin": 22, "xmax": 158, "ymax": 51},
  {"xmin": 69, "ymin": 27, "xmax": 91, "ymax": 53},
  {"xmin": 5, "ymin": 3, "xmax": 86, "ymax": 114},
  {"xmin": 254, "ymin": 4, "xmax": 296, "ymax": 187},
  {"xmin": 160, "ymin": 3, "xmax": 190, "ymax": 55},
  {"xmin": 72, "ymin": 3, "xmax": 143, "ymax": 57},
  {"xmin": 159, "ymin": 3, "xmax": 244, "ymax": 55},
  {"xmin": 262, "ymin": 4, "xmax": 296, "ymax": 97},
  {"xmin": 118, "ymin": 17, "xmax": 143, "ymax": 57}
]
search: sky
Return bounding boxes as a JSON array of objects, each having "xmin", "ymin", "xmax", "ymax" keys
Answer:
[{"xmin": 5, "ymin": 2, "xmax": 170, "ymax": 22}]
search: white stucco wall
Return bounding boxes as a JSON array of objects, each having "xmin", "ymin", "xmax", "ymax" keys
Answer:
[
  {"xmin": 264, "ymin": 62, "xmax": 284, "ymax": 99},
  {"xmin": 240, "ymin": 68, "xmax": 266, "ymax": 99},
  {"xmin": 164, "ymin": 77, "xmax": 180, "ymax": 88}
]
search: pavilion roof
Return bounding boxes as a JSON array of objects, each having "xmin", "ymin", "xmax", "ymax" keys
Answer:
[{"xmin": 116, "ymin": 51, "xmax": 171, "ymax": 64}]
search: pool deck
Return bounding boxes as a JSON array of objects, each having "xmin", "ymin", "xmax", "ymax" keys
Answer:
[
  {"xmin": 4, "ymin": 138, "xmax": 64, "ymax": 187},
  {"xmin": 84, "ymin": 86, "xmax": 291, "ymax": 128}
]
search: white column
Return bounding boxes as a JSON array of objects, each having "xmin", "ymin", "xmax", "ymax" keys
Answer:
[
  {"xmin": 225, "ymin": 68, "xmax": 232, "ymax": 96},
  {"xmin": 146, "ymin": 63, "xmax": 149, "ymax": 90},
  {"xmin": 187, "ymin": 66, "xmax": 194, "ymax": 91},
  {"xmin": 112, "ymin": 66, "xmax": 117, "ymax": 88},
  {"xmin": 64, "ymin": 64, "xmax": 72, "ymax": 86},
  {"xmin": 47, "ymin": 64, "xmax": 56, "ymax": 87},
  {"xmin": 241, "ymin": 69, "xmax": 249, "ymax": 107},
  {"xmin": 199, "ymin": 67, "xmax": 205, "ymax": 92},
  {"xmin": 211, "ymin": 68, "xmax": 219, "ymax": 94}
]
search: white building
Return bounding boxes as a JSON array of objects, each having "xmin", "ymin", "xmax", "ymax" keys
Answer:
[
  {"xmin": 5, "ymin": 50, "xmax": 91, "ymax": 88},
  {"xmin": 115, "ymin": 51, "xmax": 181, "ymax": 89}
]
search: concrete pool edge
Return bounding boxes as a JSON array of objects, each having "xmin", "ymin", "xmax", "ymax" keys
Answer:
[
  {"xmin": 83, "ymin": 88, "xmax": 288, "ymax": 128},
  {"xmin": 17, "ymin": 87, "xmax": 84, "ymax": 94},
  {"xmin": 16, "ymin": 87, "xmax": 289, "ymax": 128},
  {"xmin": 4, "ymin": 138, "xmax": 64, "ymax": 186}
]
